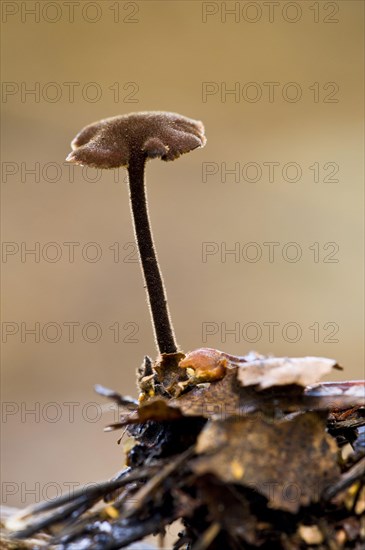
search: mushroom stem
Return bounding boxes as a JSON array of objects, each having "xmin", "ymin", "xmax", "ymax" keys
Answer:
[{"xmin": 127, "ymin": 153, "xmax": 178, "ymax": 355}]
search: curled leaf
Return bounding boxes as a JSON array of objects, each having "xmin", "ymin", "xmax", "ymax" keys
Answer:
[{"xmin": 237, "ymin": 356, "xmax": 339, "ymax": 389}]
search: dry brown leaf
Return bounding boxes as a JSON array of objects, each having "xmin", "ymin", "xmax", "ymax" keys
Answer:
[
  {"xmin": 105, "ymin": 397, "xmax": 183, "ymax": 431},
  {"xmin": 193, "ymin": 411, "xmax": 340, "ymax": 513},
  {"xmin": 171, "ymin": 368, "xmax": 242, "ymax": 418},
  {"xmin": 172, "ymin": 367, "xmax": 360, "ymax": 420},
  {"xmin": 237, "ymin": 356, "xmax": 339, "ymax": 389},
  {"xmin": 137, "ymin": 398, "xmax": 183, "ymax": 422}
]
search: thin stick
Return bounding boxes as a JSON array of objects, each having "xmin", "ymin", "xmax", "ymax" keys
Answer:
[
  {"xmin": 122, "ymin": 446, "xmax": 194, "ymax": 518},
  {"xmin": 322, "ymin": 456, "xmax": 365, "ymax": 501},
  {"xmin": 191, "ymin": 522, "xmax": 221, "ymax": 550}
]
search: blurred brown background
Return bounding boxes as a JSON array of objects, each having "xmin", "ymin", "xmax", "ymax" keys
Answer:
[{"xmin": 1, "ymin": 0, "xmax": 364, "ymax": 512}]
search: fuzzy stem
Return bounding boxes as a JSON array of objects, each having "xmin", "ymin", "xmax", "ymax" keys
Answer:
[{"xmin": 127, "ymin": 153, "xmax": 178, "ymax": 355}]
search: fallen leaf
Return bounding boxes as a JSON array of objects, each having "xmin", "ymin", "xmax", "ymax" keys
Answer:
[
  {"xmin": 193, "ymin": 411, "xmax": 340, "ymax": 513},
  {"xmin": 237, "ymin": 356, "xmax": 339, "ymax": 389}
]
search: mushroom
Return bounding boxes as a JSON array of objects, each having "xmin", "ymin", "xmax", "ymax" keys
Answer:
[{"xmin": 66, "ymin": 111, "xmax": 206, "ymax": 355}]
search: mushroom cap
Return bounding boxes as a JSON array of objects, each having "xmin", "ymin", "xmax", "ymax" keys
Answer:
[{"xmin": 66, "ymin": 111, "xmax": 206, "ymax": 169}]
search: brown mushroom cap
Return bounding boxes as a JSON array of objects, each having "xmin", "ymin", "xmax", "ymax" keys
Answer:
[{"xmin": 66, "ymin": 111, "xmax": 206, "ymax": 169}]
